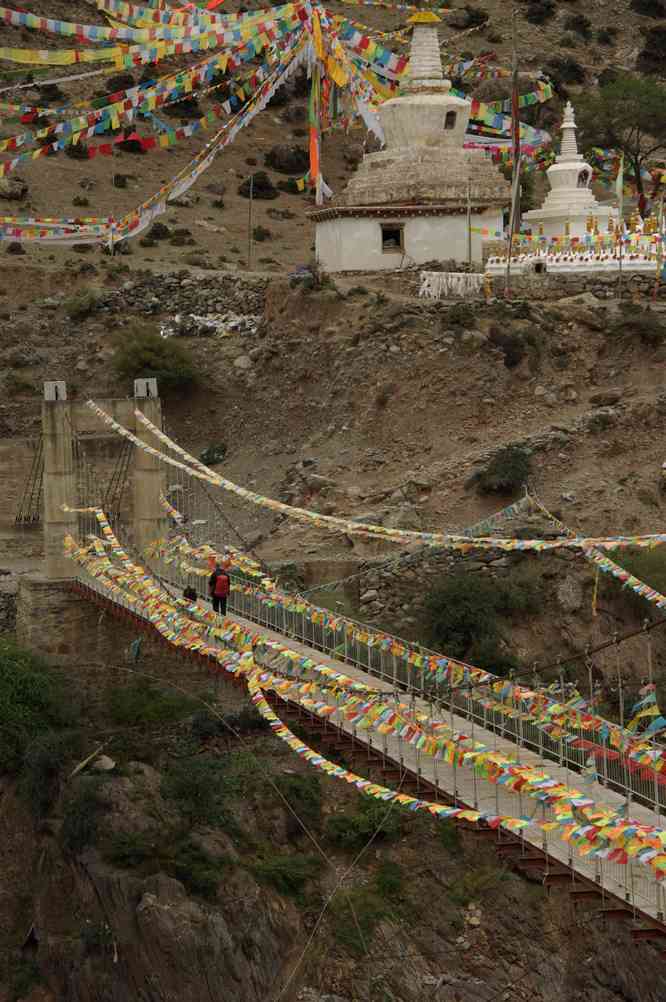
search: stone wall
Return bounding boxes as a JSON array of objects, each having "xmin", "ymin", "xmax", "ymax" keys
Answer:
[
  {"xmin": 489, "ymin": 270, "xmax": 665, "ymax": 301},
  {"xmin": 15, "ymin": 576, "xmax": 250, "ymax": 713}
]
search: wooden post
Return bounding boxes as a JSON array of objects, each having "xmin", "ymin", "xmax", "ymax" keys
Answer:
[{"xmin": 247, "ymin": 174, "xmax": 254, "ymax": 270}]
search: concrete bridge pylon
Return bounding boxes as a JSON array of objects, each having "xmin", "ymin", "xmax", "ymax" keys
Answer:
[{"xmin": 41, "ymin": 378, "xmax": 167, "ymax": 580}]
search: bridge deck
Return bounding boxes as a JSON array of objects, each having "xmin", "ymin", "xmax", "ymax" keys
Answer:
[
  {"xmin": 231, "ymin": 610, "xmax": 666, "ymax": 925},
  {"xmin": 73, "ymin": 574, "xmax": 666, "ymax": 929}
]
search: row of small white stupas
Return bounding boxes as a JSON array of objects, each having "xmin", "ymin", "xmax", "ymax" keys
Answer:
[
  {"xmin": 485, "ymin": 252, "xmax": 657, "ymax": 275},
  {"xmin": 313, "ymin": 14, "xmax": 655, "ymax": 278}
]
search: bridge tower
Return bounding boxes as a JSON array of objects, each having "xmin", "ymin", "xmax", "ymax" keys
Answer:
[{"xmin": 41, "ymin": 378, "xmax": 167, "ymax": 578}]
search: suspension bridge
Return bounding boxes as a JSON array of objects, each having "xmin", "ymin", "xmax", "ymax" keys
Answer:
[{"xmin": 13, "ymin": 380, "xmax": 666, "ymax": 948}]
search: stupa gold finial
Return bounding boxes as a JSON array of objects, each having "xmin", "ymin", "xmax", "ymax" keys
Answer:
[{"xmin": 408, "ymin": 10, "xmax": 442, "ymax": 23}]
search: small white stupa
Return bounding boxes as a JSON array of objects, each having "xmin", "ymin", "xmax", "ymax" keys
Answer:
[
  {"xmin": 523, "ymin": 102, "xmax": 618, "ymax": 239},
  {"xmin": 311, "ymin": 12, "xmax": 509, "ymax": 271}
]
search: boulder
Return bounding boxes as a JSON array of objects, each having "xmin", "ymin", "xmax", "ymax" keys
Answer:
[
  {"xmin": 93, "ymin": 754, "xmax": 116, "ymax": 772},
  {"xmin": 589, "ymin": 388, "xmax": 622, "ymax": 407},
  {"xmin": 169, "ymin": 193, "xmax": 195, "ymax": 208},
  {"xmin": 265, "ymin": 144, "xmax": 309, "ymax": 175},
  {"xmin": 105, "ymin": 72, "xmax": 135, "ymax": 94},
  {"xmin": 238, "ymin": 171, "xmax": 278, "ymax": 200},
  {"xmin": 233, "ymin": 355, "xmax": 253, "ymax": 370},
  {"xmin": 557, "ymin": 575, "xmax": 583, "ymax": 614},
  {"xmin": 460, "ymin": 330, "xmax": 487, "ymax": 352},
  {"xmin": 0, "ymin": 177, "xmax": 28, "ymax": 201},
  {"xmin": 147, "ymin": 222, "xmax": 172, "ymax": 241}
]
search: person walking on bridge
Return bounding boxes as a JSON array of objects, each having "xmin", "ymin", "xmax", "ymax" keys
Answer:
[{"xmin": 209, "ymin": 562, "xmax": 230, "ymax": 617}]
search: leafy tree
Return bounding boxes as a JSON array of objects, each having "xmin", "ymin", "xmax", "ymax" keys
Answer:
[{"xmin": 576, "ymin": 75, "xmax": 666, "ymax": 197}]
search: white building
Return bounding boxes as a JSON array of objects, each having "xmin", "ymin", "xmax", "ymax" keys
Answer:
[
  {"xmin": 522, "ymin": 101, "xmax": 618, "ymax": 240},
  {"xmin": 311, "ymin": 12, "xmax": 510, "ymax": 272}
]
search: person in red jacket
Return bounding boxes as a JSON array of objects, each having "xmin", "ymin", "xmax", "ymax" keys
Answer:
[{"xmin": 208, "ymin": 562, "xmax": 230, "ymax": 616}]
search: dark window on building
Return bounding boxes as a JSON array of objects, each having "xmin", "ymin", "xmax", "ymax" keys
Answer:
[
  {"xmin": 381, "ymin": 223, "xmax": 404, "ymax": 253},
  {"xmin": 534, "ymin": 262, "xmax": 547, "ymax": 274},
  {"xmin": 445, "ymin": 111, "xmax": 457, "ymax": 130}
]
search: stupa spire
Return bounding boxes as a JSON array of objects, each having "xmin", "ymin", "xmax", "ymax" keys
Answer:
[
  {"xmin": 405, "ymin": 12, "xmax": 450, "ymax": 93},
  {"xmin": 558, "ymin": 101, "xmax": 582, "ymax": 163}
]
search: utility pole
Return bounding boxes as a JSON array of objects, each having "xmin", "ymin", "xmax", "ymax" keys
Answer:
[
  {"xmin": 466, "ymin": 178, "xmax": 472, "ymax": 269},
  {"xmin": 247, "ymin": 173, "xmax": 254, "ymax": 271},
  {"xmin": 504, "ymin": 8, "xmax": 520, "ymax": 299}
]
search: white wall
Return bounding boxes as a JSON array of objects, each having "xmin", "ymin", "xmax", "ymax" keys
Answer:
[{"xmin": 315, "ymin": 210, "xmax": 503, "ymax": 272}]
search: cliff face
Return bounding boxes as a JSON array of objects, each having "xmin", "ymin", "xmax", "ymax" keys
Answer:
[{"xmin": 3, "ymin": 719, "xmax": 666, "ymax": 1002}]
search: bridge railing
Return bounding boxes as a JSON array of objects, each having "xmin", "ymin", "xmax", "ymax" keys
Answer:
[
  {"xmin": 147, "ymin": 553, "xmax": 666, "ymax": 819},
  {"xmin": 73, "ymin": 564, "xmax": 666, "ymax": 923}
]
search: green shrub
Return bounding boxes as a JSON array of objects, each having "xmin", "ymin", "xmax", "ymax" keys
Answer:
[
  {"xmin": 64, "ymin": 288, "xmax": 101, "ymax": 320},
  {"xmin": 19, "ymin": 730, "xmax": 83, "ymax": 817},
  {"xmin": 105, "ymin": 830, "xmax": 155, "ymax": 868},
  {"xmin": 324, "ymin": 798, "xmax": 401, "ymax": 850},
  {"xmin": 631, "ymin": 0, "xmax": 665, "ymax": 16},
  {"xmin": 330, "ymin": 887, "xmax": 389, "ymax": 957},
  {"xmin": 61, "ymin": 778, "xmax": 106, "ymax": 854},
  {"xmin": 105, "ymin": 832, "xmax": 231, "ymax": 900},
  {"xmin": 563, "ymin": 13, "xmax": 592, "ymax": 39},
  {"xmin": 445, "ymin": 303, "xmax": 475, "ymax": 328},
  {"xmin": 471, "ymin": 445, "xmax": 532, "ymax": 495},
  {"xmin": 447, "ymin": 864, "xmax": 507, "ymax": 906},
  {"xmin": 5, "ymin": 372, "xmax": 35, "ymax": 397},
  {"xmin": 488, "ymin": 326, "xmax": 525, "ymax": 368},
  {"xmin": 199, "ymin": 443, "xmax": 227, "ymax": 466},
  {"xmin": 597, "ymin": 27, "xmax": 618, "ymax": 45},
  {"xmin": 0, "ymin": 640, "xmax": 75, "ymax": 775},
  {"xmin": 601, "ymin": 548, "xmax": 666, "ymax": 619},
  {"xmin": 544, "ymin": 55, "xmax": 586, "ymax": 89},
  {"xmin": 10, "ymin": 958, "xmax": 42, "ymax": 1002},
  {"xmin": 524, "ymin": 0, "xmax": 555, "ymax": 24},
  {"xmin": 191, "ymin": 705, "xmax": 268, "ymax": 741},
  {"xmin": 250, "ymin": 853, "xmax": 323, "ymax": 897},
  {"xmin": 275, "ymin": 773, "xmax": 322, "ymax": 839},
  {"xmin": 459, "ymin": 4, "xmax": 489, "ymax": 28},
  {"xmin": 423, "ymin": 567, "xmax": 539, "ymax": 672},
  {"xmin": 638, "ymin": 25, "xmax": 666, "ymax": 73},
  {"xmin": 252, "ymin": 225, "xmax": 271, "ymax": 242},
  {"xmin": 162, "ymin": 751, "xmax": 254, "ymax": 829},
  {"xmin": 374, "ymin": 860, "xmax": 403, "ymax": 900},
  {"xmin": 438, "ymin": 819, "xmax": 463, "ymax": 853},
  {"xmin": 108, "ymin": 678, "xmax": 197, "ymax": 727},
  {"xmin": 113, "ymin": 326, "xmax": 197, "ymax": 393},
  {"xmin": 172, "ymin": 840, "xmax": 231, "ymax": 899},
  {"xmin": 612, "ymin": 310, "xmax": 665, "ymax": 347}
]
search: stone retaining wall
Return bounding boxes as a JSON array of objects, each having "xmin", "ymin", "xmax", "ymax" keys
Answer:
[
  {"xmin": 489, "ymin": 270, "xmax": 665, "ymax": 301},
  {"xmin": 15, "ymin": 576, "xmax": 250, "ymax": 712}
]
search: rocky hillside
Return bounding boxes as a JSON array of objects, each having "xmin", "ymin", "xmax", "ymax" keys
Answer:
[
  {"xmin": 2, "ymin": 637, "xmax": 666, "ymax": 1002},
  {"xmin": 0, "ymin": 0, "xmax": 663, "ymax": 280}
]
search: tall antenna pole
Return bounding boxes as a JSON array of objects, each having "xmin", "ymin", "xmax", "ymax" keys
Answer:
[
  {"xmin": 466, "ymin": 178, "xmax": 472, "ymax": 268},
  {"xmin": 247, "ymin": 173, "xmax": 254, "ymax": 271},
  {"xmin": 505, "ymin": 8, "xmax": 520, "ymax": 299},
  {"xmin": 653, "ymin": 190, "xmax": 664, "ymax": 304}
]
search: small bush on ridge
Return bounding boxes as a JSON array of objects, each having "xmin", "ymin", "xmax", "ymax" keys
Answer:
[
  {"xmin": 113, "ymin": 326, "xmax": 196, "ymax": 394},
  {"xmin": 471, "ymin": 445, "xmax": 532, "ymax": 496}
]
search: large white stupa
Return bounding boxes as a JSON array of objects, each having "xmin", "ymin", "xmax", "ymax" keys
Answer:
[
  {"xmin": 523, "ymin": 101, "xmax": 618, "ymax": 239},
  {"xmin": 311, "ymin": 12, "xmax": 510, "ymax": 271}
]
